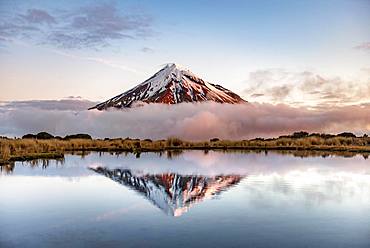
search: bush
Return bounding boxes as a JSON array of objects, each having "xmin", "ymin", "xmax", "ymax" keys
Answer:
[
  {"xmin": 337, "ymin": 132, "xmax": 356, "ymax": 138},
  {"xmin": 210, "ymin": 138, "xmax": 220, "ymax": 142},
  {"xmin": 64, "ymin": 134, "xmax": 92, "ymax": 140},
  {"xmin": 320, "ymin": 133, "xmax": 335, "ymax": 139},
  {"xmin": 22, "ymin": 134, "xmax": 36, "ymax": 139},
  {"xmin": 36, "ymin": 132, "xmax": 54, "ymax": 140},
  {"xmin": 292, "ymin": 131, "xmax": 309, "ymax": 139},
  {"xmin": 132, "ymin": 141, "xmax": 141, "ymax": 149}
]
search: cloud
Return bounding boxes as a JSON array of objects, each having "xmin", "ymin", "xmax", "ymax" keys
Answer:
[
  {"xmin": 250, "ymin": 93, "xmax": 264, "ymax": 98},
  {"xmin": 0, "ymin": 101, "xmax": 369, "ymax": 139},
  {"xmin": 19, "ymin": 9, "xmax": 56, "ymax": 24},
  {"xmin": 51, "ymin": 50, "xmax": 139, "ymax": 73},
  {"xmin": 141, "ymin": 47, "xmax": 154, "ymax": 53},
  {"xmin": 270, "ymin": 85, "xmax": 291, "ymax": 101},
  {"xmin": 244, "ymin": 69, "xmax": 370, "ymax": 107},
  {"xmin": 361, "ymin": 67, "xmax": 370, "ymax": 75},
  {"xmin": 354, "ymin": 42, "xmax": 370, "ymax": 51},
  {"xmin": 48, "ymin": 2, "xmax": 153, "ymax": 49},
  {"xmin": 0, "ymin": 2, "xmax": 153, "ymax": 49},
  {"xmin": 0, "ymin": 98, "xmax": 98, "ymax": 112},
  {"xmin": 0, "ymin": 22, "xmax": 40, "ymax": 40}
]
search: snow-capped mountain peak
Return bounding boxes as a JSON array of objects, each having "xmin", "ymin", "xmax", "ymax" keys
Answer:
[{"xmin": 90, "ymin": 63, "xmax": 247, "ymax": 110}]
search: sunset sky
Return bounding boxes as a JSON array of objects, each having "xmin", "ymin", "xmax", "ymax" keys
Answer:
[{"xmin": 0, "ymin": 0, "xmax": 369, "ymax": 106}]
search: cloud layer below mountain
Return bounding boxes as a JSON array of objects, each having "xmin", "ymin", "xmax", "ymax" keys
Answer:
[{"xmin": 0, "ymin": 100, "xmax": 369, "ymax": 139}]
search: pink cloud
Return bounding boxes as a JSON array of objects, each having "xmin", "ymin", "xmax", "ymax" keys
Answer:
[{"xmin": 0, "ymin": 101, "xmax": 369, "ymax": 140}]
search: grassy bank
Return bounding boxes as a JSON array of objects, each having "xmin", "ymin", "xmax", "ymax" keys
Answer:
[{"xmin": 1, "ymin": 133, "xmax": 369, "ymax": 163}]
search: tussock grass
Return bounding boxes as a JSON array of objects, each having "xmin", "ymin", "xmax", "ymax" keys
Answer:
[{"xmin": 1, "ymin": 133, "xmax": 369, "ymax": 163}]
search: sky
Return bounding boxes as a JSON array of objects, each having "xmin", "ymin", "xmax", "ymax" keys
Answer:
[
  {"xmin": 0, "ymin": 0, "xmax": 369, "ymax": 138},
  {"xmin": 0, "ymin": 0, "xmax": 369, "ymax": 104}
]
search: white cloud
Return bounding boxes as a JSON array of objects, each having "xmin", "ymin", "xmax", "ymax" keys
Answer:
[{"xmin": 244, "ymin": 69, "xmax": 370, "ymax": 107}]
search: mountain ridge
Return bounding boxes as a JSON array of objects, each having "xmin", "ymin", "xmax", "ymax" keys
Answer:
[{"xmin": 89, "ymin": 63, "xmax": 247, "ymax": 110}]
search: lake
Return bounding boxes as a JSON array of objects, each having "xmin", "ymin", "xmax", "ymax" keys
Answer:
[{"xmin": 1, "ymin": 150, "xmax": 369, "ymax": 247}]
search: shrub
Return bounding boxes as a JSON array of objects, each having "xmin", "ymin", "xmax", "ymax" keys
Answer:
[
  {"xmin": 36, "ymin": 132, "xmax": 54, "ymax": 139},
  {"xmin": 309, "ymin": 133, "xmax": 320, "ymax": 137},
  {"xmin": 64, "ymin": 134, "xmax": 92, "ymax": 140},
  {"xmin": 22, "ymin": 134, "xmax": 36, "ymax": 139},
  {"xmin": 210, "ymin": 138, "xmax": 220, "ymax": 142},
  {"xmin": 292, "ymin": 131, "xmax": 309, "ymax": 139},
  {"xmin": 132, "ymin": 141, "xmax": 141, "ymax": 149},
  {"xmin": 337, "ymin": 132, "xmax": 356, "ymax": 138},
  {"xmin": 320, "ymin": 133, "xmax": 335, "ymax": 139}
]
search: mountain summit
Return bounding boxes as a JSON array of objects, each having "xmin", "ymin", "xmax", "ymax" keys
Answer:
[{"xmin": 89, "ymin": 63, "xmax": 247, "ymax": 110}]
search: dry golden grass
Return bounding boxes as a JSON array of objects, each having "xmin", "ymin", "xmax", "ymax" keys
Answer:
[
  {"xmin": 0, "ymin": 135, "xmax": 369, "ymax": 163},
  {"xmin": 0, "ymin": 143, "xmax": 10, "ymax": 161}
]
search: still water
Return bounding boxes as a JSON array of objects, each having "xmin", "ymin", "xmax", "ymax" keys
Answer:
[{"xmin": 1, "ymin": 151, "xmax": 369, "ymax": 247}]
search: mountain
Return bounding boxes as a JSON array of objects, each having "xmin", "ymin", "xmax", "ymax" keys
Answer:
[
  {"xmin": 89, "ymin": 167, "xmax": 244, "ymax": 216},
  {"xmin": 89, "ymin": 63, "xmax": 247, "ymax": 110}
]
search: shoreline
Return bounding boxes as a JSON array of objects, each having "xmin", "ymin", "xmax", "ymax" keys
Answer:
[
  {"xmin": 1, "ymin": 141, "xmax": 369, "ymax": 164},
  {"xmin": 1, "ymin": 132, "xmax": 369, "ymax": 164}
]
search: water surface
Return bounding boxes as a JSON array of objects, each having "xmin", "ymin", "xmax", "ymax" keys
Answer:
[{"xmin": 1, "ymin": 151, "xmax": 369, "ymax": 247}]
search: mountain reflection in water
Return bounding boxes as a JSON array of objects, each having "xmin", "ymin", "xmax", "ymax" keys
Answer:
[
  {"xmin": 90, "ymin": 167, "xmax": 244, "ymax": 216},
  {"xmin": 1, "ymin": 151, "xmax": 370, "ymax": 247}
]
